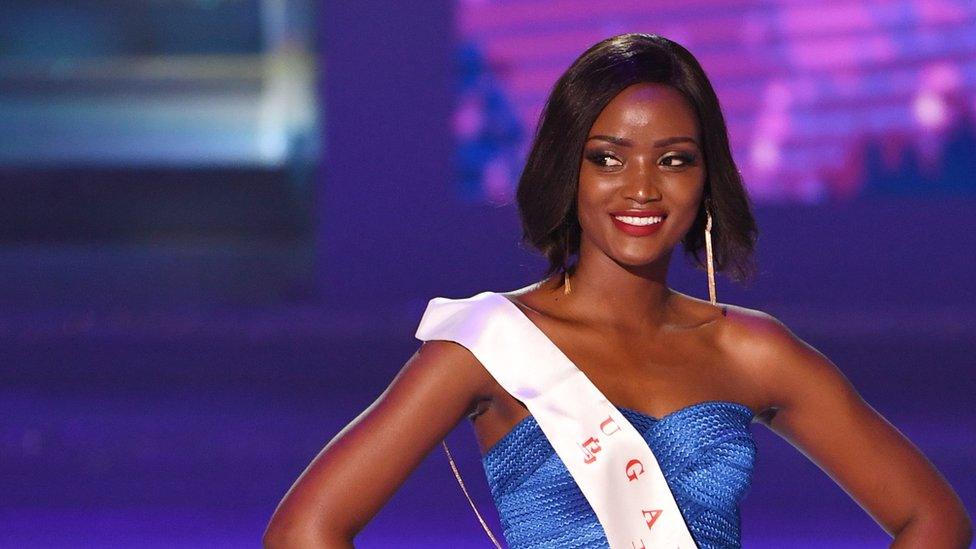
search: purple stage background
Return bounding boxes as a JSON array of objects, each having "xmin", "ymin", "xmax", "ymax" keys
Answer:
[
  {"xmin": 455, "ymin": 0, "xmax": 976, "ymax": 205},
  {"xmin": 2, "ymin": 1, "xmax": 974, "ymax": 547}
]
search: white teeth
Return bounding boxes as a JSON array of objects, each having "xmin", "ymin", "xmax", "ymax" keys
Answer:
[{"xmin": 613, "ymin": 215, "xmax": 663, "ymax": 226}]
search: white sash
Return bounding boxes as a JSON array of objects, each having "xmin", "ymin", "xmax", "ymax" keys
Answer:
[{"xmin": 414, "ymin": 290, "xmax": 699, "ymax": 549}]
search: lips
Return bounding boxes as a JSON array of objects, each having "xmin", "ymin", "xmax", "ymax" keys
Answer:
[{"xmin": 609, "ymin": 210, "xmax": 667, "ymax": 237}]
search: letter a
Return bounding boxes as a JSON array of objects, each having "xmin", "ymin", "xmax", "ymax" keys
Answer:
[{"xmin": 642, "ymin": 509, "xmax": 663, "ymax": 530}]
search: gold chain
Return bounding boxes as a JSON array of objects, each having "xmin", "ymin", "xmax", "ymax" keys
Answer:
[{"xmin": 441, "ymin": 440, "xmax": 504, "ymax": 548}]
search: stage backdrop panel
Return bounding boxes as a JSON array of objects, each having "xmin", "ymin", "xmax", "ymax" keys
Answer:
[{"xmin": 455, "ymin": 0, "xmax": 976, "ymax": 204}]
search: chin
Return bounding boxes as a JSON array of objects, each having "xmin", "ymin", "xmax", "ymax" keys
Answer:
[
  {"xmin": 607, "ymin": 240, "xmax": 675, "ymax": 267},
  {"xmin": 610, "ymin": 250, "xmax": 664, "ymax": 269}
]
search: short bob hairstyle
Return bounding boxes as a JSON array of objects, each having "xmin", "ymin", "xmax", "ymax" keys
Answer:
[{"xmin": 516, "ymin": 33, "xmax": 758, "ymax": 284}]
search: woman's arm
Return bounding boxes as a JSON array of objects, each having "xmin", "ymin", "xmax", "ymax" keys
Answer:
[
  {"xmin": 725, "ymin": 307, "xmax": 972, "ymax": 548},
  {"xmin": 263, "ymin": 339, "xmax": 497, "ymax": 548}
]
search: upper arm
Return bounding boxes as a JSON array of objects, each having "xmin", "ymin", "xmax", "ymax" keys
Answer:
[
  {"xmin": 726, "ymin": 307, "xmax": 969, "ymax": 540},
  {"xmin": 264, "ymin": 339, "xmax": 496, "ymax": 545}
]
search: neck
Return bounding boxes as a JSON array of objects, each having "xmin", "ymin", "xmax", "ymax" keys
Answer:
[{"xmin": 560, "ymin": 244, "xmax": 675, "ymax": 331}]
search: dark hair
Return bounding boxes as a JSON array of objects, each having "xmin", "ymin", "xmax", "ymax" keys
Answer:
[{"xmin": 516, "ymin": 33, "xmax": 758, "ymax": 284}]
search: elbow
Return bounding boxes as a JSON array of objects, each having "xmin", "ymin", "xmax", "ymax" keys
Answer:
[{"xmin": 894, "ymin": 504, "xmax": 973, "ymax": 549}]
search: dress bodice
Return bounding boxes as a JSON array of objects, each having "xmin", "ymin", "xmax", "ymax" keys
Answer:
[{"xmin": 482, "ymin": 400, "xmax": 757, "ymax": 549}]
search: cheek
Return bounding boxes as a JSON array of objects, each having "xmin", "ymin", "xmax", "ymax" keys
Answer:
[
  {"xmin": 575, "ymin": 179, "xmax": 613, "ymax": 228},
  {"xmin": 667, "ymin": 172, "xmax": 706, "ymax": 210},
  {"xmin": 674, "ymin": 182, "xmax": 706, "ymax": 236}
]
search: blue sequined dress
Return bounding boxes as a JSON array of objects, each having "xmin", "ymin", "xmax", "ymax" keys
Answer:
[{"xmin": 481, "ymin": 400, "xmax": 757, "ymax": 548}]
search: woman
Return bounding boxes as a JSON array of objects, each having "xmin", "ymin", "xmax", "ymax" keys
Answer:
[{"xmin": 264, "ymin": 34, "xmax": 972, "ymax": 548}]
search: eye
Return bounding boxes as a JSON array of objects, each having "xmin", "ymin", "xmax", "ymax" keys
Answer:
[
  {"xmin": 660, "ymin": 153, "xmax": 696, "ymax": 168},
  {"xmin": 585, "ymin": 152, "xmax": 622, "ymax": 168}
]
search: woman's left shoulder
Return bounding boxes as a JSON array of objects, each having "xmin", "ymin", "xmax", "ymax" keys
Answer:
[
  {"xmin": 713, "ymin": 303, "xmax": 837, "ymax": 419},
  {"xmin": 673, "ymin": 295, "xmax": 802, "ymax": 367},
  {"xmin": 717, "ymin": 303, "xmax": 805, "ymax": 358},
  {"xmin": 671, "ymin": 293, "xmax": 825, "ymax": 389}
]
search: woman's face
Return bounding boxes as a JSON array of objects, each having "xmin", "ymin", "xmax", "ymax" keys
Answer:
[{"xmin": 577, "ymin": 82, "xmax": 706, "ymax": 270}]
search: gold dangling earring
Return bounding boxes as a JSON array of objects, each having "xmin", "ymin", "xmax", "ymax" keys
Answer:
[
  {"xmin": 563, "ymin": 254, "xmax": 571, "ymax": 294},
  {"xmin": 704, "ymin": 200, "xmax": 717, "ymax": 305},
  {"xmin": 563, "ymin": 231, "xmax": 572, "ymax": 295}
]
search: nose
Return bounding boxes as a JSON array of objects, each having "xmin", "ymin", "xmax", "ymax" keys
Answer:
[{"xmin": 624, "ymin": 158, "xmax": 663, "ymax": 204}]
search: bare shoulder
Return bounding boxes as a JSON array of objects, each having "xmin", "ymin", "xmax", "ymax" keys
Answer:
[
  {"xmin": 718, "ymin": 302, "xmax": 830, "ymax": 371},
  {"xmin": 410, "ymin": 339, "xmax": 499, "ymax": 412},
  {"xmin": 667, "ymin": 293, "xmax": 790, "ymax": 367},
  {"xmin": 716, "ymin": 302, "xmax": 792, "ymax": 346},
  {"xmin": 714, "ymin": 302, "xmax": 848, "ymax": 424}
]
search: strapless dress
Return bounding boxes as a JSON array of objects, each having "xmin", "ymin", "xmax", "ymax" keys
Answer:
[{"xmin": 481, "ymin": 400, "xmax": 757, "ymax": 548}]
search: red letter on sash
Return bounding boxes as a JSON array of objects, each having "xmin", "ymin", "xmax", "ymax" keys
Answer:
[
  {"xmin": 642, "ymin": 509, "xmax": 663, "ymax": 530},
  {"xmin": 579, "ymin": 437, "xmax": 601, "ymax": 463},
  {"xmin": 599, "ymin": 415, "xmax": 621, "ymax": 435},
  {"xmin": 625, "ymin": 458, "xmax": 644, "ymax": 481}
]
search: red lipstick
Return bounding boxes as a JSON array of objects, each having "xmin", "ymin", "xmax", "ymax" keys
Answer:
[{"xmin": 609, "ymin": 210, "xmax": 667, "ymax": 237}]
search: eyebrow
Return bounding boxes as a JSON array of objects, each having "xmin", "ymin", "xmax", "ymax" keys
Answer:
[{"xmin": 586, "ymin": 135, "xmax": 699, "ymax": 148}]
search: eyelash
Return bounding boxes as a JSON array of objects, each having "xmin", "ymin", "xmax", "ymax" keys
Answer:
[{"xmin": 586, "ymin": 152, "xmax": 696, "ymax": 169}]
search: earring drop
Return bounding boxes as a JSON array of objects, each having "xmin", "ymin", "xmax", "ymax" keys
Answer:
[
  {"xmin": 563, "ymin": 232, "xmax": 572, "ymax": 295},
  {"xmin": 704, "ymin": 203, "xmax": 716, "ymax": 305}
]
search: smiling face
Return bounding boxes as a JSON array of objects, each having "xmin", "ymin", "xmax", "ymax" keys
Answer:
[{"xmin": 577, "ymin": 82, "xmax": 707, "ymax": 270}]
